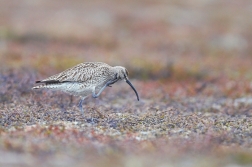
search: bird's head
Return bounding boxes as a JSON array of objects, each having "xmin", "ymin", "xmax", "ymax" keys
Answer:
[
  {"xmin": 114, "ymin": 66, "xmax": 129, "ymax": 81},
  {"xmin": 113, "ymin": 66, "xmax": 139, "ymax": 101}
]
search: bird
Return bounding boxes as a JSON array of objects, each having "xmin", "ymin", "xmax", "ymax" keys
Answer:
[{"xmin": 32, "ymin": 62, "xmax": 140, "ymax": 114}]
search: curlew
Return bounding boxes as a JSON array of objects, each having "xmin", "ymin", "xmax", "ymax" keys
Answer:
[{"xmin": 32, "ymin": 62, "xmax": 139, "ymax": 114}]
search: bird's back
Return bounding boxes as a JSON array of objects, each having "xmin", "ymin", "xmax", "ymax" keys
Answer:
[
  {"xmin": 42, "ymin": 62, "xmax": 111, "ymax": 83},
  {"xmin": 33, "ymin": 62, "xmax": 116, "ymax": 97}
]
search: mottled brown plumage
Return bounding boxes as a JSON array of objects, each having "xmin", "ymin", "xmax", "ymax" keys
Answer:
[{"xmin": 33, "ymin": 62, "xmax": 139, "ymax": 114}]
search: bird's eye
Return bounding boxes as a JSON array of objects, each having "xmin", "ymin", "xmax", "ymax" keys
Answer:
[{"xmin": 125, "ymin": 69, "xmax": 129, "ymax": 76}]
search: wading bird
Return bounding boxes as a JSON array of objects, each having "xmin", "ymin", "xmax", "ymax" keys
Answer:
[{"xmin": 33, "ymin": 62, "xmax": 139, "ymax": 114}]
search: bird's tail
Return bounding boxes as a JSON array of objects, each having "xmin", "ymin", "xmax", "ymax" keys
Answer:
[
  {"xmin": 32, "ymin": 85, "xmax": 46, "ymax": 89},
  {"xmin": 32, "ymin": 83, "xmax": 63, "ymax": 89}
]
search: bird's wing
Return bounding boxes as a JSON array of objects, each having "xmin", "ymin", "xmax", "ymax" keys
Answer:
[{"xmin": 37, "ymin": 62, "xmax": 112, "ymax": 84}]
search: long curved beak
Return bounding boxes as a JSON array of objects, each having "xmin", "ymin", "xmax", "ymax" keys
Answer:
[{"xmin": 126, "ymin": 79, "xmax": 140, "ymax": 101}]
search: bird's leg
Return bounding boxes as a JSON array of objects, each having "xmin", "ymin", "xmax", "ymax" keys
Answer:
[
  {"xmin": 69, "ymin": 95, "xmax": 73, "ymax": 107},
  {"xmin": 78, "ymin": 97, "xmax": 85, "ymax": 115},
  {"xmin": 92, "ymin": 84, "xmax": 107, "ymax": 98},
  {"xmin": 92, "ymin": 78, "xmax": 119, "ymax": 98}
]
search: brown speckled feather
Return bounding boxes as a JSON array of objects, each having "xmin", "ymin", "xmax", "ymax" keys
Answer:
[{"xmin": 40, "ymin": 62, "xmax": 113, "ymax": 83}]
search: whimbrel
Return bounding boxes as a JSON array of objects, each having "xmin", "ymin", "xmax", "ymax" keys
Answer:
[{"xmin": 33, "ymin": 62, "xmax": 139, "ymax": 114}]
